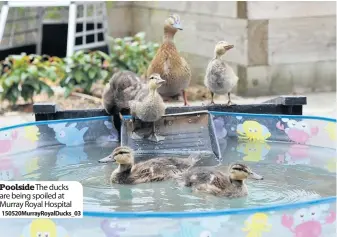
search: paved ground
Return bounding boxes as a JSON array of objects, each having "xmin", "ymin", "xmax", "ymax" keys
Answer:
[{"xmin": 0, "ymin": 92, "xmax": 335, "ymax": 128}]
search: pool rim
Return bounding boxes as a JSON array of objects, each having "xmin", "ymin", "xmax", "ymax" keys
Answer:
[
  {"xmin": 0, "ymin": 111, "xmax": 336, "ymax": 218},
  {"xmin": 0, "ymin": 112, "xmax": 336, "ymax": 133}
]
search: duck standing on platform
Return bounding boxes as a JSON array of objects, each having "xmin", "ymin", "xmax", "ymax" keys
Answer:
[
  {"xmin": 129, "ymin": 73, "xmax": 166, "ymax": 142},
  {"xmin": 102, "ymin": 70, "xmax": 150, "ymax": 138},
  {"xmin": 102, "ymin": 70, "xmax": 146, "ymax": 115},
  {"xmin": 99, "ymin": 146, "xmax": 200, "ymax": 185},
  {"xmin": 147, "ymin": 14, "xmax": 192, "ymax": 106},
  {"xmin": 204, "ymin": 41, "xmax": 239, "ymax": 106}
]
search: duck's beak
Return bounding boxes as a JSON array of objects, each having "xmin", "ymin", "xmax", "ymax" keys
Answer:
[
  {"xmin": 156, "ymin": 78, "xmax": 166, "ymax": 85},
  {"xmin": 249, "ymin": 171, "xmax": 263, "ymax": 180},
  {"xmin": 224, "ymin": 45, "xmax": 234, "ymax": 50},
  {"xmin": 172, "ymin": 23, "xmax": 183, "ymax": 30},
  {"xmin": 98, "ymin": 154, "xmax": 116, "ymax": 163}
]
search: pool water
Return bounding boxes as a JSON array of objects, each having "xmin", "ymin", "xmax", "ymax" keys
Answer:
[{"xmin": 3, "ymin": 137, "xmax": 335, "ymax": 213}]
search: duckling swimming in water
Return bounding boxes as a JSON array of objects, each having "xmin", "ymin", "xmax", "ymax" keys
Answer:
[
  {"xmin": 179, "ymin": 163, "xmax": 263, "ymax": 198},
  {"xmin": 99, "ymin": 146, "xmax": 200, "ymax": 185},
  {"xmin": 129, "ymin": 73, "xmax": 166, "ymax": 142},
  {"xmin": 204, "ymin": 41, "xmax": 239, "ymax": 106}
]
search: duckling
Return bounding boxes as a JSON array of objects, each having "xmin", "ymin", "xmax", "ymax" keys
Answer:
[
  {"xmin": 179, "ymin": 163, "xmax": 263, "ymax": 198},
  {"xmin": 147, "ymin": 14, "xmax": 192, "ymax": 106},
  {"xmin": 129, "ymin": 73, "xmax": 166, "ymax": 142},
  {"xmin": 204, "ymin": 41, "xmax": 239, "ymax": 106},
  {"xmin": 102, "ymin": 70, "xmax": 146, "ymax": 115},
  {"xmin": 99, "ymin": 146, "xmax": 201, "ymax": 185}
]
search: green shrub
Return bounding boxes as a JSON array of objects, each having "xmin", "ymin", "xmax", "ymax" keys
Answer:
[
  {"xmin": 108, "ymin": 32, "xmax": 159, "ymax": 80},
  {"xmin": 0, "ymin": 54, "xmax": 65, "ymax": 105},
  {"xmin": 60, "ymin": 50, "xmax": 114, "ymax": 97}
]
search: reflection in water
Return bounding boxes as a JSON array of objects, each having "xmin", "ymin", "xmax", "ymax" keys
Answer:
[
  {"xmin": 237, "ymin": 141, "xmax": 271, "ymax": 162},
  {"xmin": 276, "ymin": 144, "xmax": 310, "ymax": 166},
  {"xmin": 56, "ymin": 146, "xmax": 88, "ymax": 167},
  {"xmin": 0, "ymin": 158, "xmax": 19, "ymax": 180},
  {"xmin": 325, "ymin": 158, "xmax": 336, "ymax": 173}
]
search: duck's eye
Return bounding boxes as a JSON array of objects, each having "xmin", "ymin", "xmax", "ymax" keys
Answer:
[{"xmin": 118, "ymin": 151, "xmax": 129, "ymax": 155}]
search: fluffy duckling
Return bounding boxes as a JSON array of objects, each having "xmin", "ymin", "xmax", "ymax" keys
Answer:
[
  {"xmin": 129, "ymin": 73, "xmax": 166, "ymax": 142},
  {"xmin": 99, "ymin": 146, "xmax": 200, "ymax": 185},
  {"xmin": 204, "ymin": 41, "xmax": 239, "ymax": 106},
  {"xmin": 147, "ymin": 14, "xmax": 192, "ymax": 106},
  {"xmin": 102, "ymin": 70, "xmax": 147, "ymax": 115},
  {"xmin": 180, "ymin": 163, "xmax": 263, "ymax": 198}
]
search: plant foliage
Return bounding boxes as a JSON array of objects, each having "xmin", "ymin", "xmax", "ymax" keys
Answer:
[
  {"xmin": 60, "ymin": 50, "xmax": 114, "ymax": 97},
  {"xmin": 0, "ymin": 54, "xmax": 65, "ymax": 105},
  {"xmin": 109, "ymin": 32, "xmax": 159, "ymax": 79}
]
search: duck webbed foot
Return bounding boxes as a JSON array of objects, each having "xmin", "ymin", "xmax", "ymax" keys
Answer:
[
  {"xmin": 147, "ymin": 122, "xmax": 165, "ymax": 142},
  {"xmin": 129, "ymin": 115, "xmax": 144, "ymax": 140},
  {"xmin": 147, "ymin": 133, "xmax": 165, "ymax": 142},
  {"xmin": 130, "ymin": 132, "xmax": 145, "ymax": 140}
]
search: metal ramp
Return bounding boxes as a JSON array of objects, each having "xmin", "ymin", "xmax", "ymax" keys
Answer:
[
  {"xmin": 0, "ymin": 1, "xmax": 109, "ymax": 56},
  {"xmin": 120, "ymin": 111, "xmax": 222, "ymax": 161}
]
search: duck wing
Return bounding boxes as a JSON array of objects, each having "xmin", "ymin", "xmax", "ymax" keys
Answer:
[
  {"xmin": 208, "ymin": 171, "xmax": 231, "ymax": 190},
  {"xmin": 147, "ymin": 44, "xmax": 191, "ymax": 87},
  {"xmin": 205, "ymin": 60, "xmax": 227, "ymax": 88}
]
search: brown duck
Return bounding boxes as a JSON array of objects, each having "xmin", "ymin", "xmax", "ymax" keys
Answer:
[{"xmin": 147, "ymin": 14, "xmax": 192, "ymax": 106}]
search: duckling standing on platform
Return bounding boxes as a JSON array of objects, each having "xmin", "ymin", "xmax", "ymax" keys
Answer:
[
  {"xmin": 129, "ymin": 73, "xmax": 166, "ymax": 142},
  {"xmin": 99, "ymin": 146, "xmax": 201, "ymax": 185},
  {"xmin": 204, "ymin": 41, "xmax": 239, "ymax": 106},
  {"xmin": 147, "ymin": 14, "xmax": 192, "ymax": 106},
  {"xmin": 102, "ymin": 70, "xmax": 146, "ymax": 115},
  {"xmin": 179, "ymin": 163, "xmax": 263, "ymax": 198}
]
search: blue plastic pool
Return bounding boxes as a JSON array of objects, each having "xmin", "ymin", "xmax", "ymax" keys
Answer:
[{"xmin": 0, "ymin": 111, "xmax": 335, "ymax": 237}]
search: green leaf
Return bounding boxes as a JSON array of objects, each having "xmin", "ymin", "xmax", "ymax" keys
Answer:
[
  {"xmin": 4, "ymin": 75, "xmax": 19, "ymax": 87},
  {"xmin": 96, "ymin": 51, "xmax": 111, "ymax": 60},
  {"xmin": 100, "ymin": 70, "xmax": 109, "ymax": 80},
  {"xmin": 27, "ymin": 65, "xmax": 38, "ymax": 74},
  {"xmin": 84, "ymin": 64, "xmax": 91, "ymax": 72},
  {"xmin": 134, "ymin": 32, "xmax": 146, "ymax": 41},
  {"xmin": 64, "ymin": 88, "xmax": 72, "ymax": 98},
  {"xmin": 88, "ymin": 68, "xmax": 97, "ymax": 80},
  {"xmin": 21, "ymin": 72, "xmax": 29, "ymax": 81},
  {"xmin": 74, "ymin": 70, "xmax": 84, "ymax": 82}
]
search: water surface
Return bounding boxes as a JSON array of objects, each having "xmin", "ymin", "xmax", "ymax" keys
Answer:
[{"xmin": 2, "ymin": 138, "xmax": 335, "ymax": 212}]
